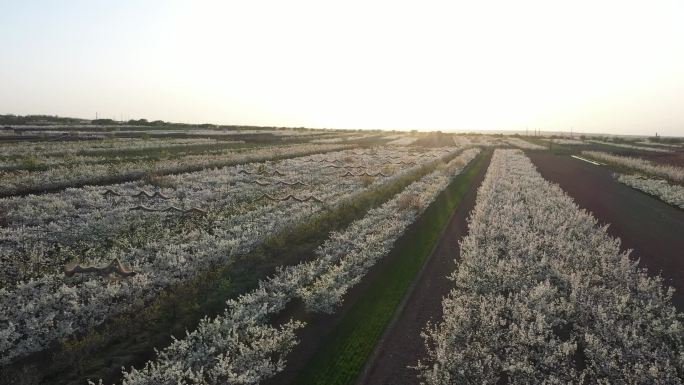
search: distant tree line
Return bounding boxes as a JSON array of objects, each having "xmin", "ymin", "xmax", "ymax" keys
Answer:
[
  {"xmin": 2, "ymin": 114, "xmax": 418, "ymax": 135},
  {"xmin": 123, "ymin": 118, "xmax": 167, "ymax": 126},
  {"xmin": 0, "ymin": 114, "xmax": 82, "ymax": 125}
]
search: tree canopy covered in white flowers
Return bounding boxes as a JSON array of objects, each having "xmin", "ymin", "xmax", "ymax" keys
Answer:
[
  {"xmin": 0, "ymin": 143, "xmax": 349, "ymax": 196},
  {"xmin": 420, "ymin": 149, "xmax": 683, "ymax": 384},
  {"xmin": 0, "ymin": 137, "xmax": 219, "ymax": 158},
  {"xmin": 616, "ymin": 173, "xmax": 684, "ymax": 209}
]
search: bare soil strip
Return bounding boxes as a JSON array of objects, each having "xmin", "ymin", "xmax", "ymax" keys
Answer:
[{"xmin": 528, "ymin": 152, "xmax": 684, "ymax": 310}]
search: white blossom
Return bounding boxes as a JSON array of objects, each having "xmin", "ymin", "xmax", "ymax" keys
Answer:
[
  {"xmin": 0, "ymin": 143, "xmax": 349, "ymax": 196},
  {"xmin": 616, "ymin": 173, "xmax": 684, "ymax": 209}
]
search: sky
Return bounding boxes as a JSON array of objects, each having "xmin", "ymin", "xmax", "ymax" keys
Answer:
[{"xmin": 1, "ymin": 0, "xmax": 683, "ymax": 136}]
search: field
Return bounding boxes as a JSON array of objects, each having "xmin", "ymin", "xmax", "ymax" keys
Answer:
[{"xmin": 0, "ymin": 125, "xmax": 682, "ymax": 385}]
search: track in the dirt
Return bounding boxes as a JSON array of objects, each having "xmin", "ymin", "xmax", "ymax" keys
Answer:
[
  {"xmin": 528, "ymin": 152, "xmax": 684, "ymax": 310},
  {"xmin": 355, "ymin": 151, "xmax": 492, "ymax": 385}
]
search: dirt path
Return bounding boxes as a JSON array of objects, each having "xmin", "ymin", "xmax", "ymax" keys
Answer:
[
  {"xmin": 528, "ymin": 152, "xmax": 684, "ymax": 310},
  {"xmin": 355, "ymin": 151, "xmax": 492, "ymax": 385}
]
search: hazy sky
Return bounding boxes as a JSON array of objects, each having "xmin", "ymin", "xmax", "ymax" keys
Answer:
[{"xmin": 1, "ymin": 1, "xmax": 683, "ymax": 135}]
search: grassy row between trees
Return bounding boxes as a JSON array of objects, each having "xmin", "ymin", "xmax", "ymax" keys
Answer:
[{"xmin": 292, "ymin": 150, "xmax": 491, "ymax": 385}]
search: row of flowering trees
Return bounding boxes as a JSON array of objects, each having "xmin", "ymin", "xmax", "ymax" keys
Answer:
[
  {"xmin": 102, "ymin": 149, "xmax": 481, "ymax": 385},
  {"xmin": 420, "ymin": 149, "xmax": 683, "ymax": 384},
  {"xmin": 0, "ymin": 143, "xmax": 350, "ymax": 196},
  {"xmin": 0, "ymin": 137, "xmax": 223, "ymax": 157},
  {"xmin": 617, "ymin": 174, "xmax": 684, "ymax": 209}
]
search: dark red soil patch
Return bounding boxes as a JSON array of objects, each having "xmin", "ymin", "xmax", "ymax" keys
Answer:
[
  {"xmin": 354, "ymin": 152, "xmax": 492, "ymax": 385},
  {"xmin": 582, "ymin": 143, "xmax": 684, "ymax": 167},
  {"xmin": 632, "ymin": 150, "xmax": 684, "ymax": 168},
  {"xmin": 528, "ymin": 152, "xmax": 684, "ymax": 310}
]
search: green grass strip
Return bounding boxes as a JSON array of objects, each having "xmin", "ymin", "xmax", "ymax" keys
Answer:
[{"xmin": 294, "ymin": 151, "xmax": 490, "ymax": 385}]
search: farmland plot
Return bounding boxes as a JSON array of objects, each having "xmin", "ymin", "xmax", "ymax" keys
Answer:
[
  {"xmin": 0, "ymin": 146, "xmax": 459, "ymax": 365},
  {"xmin": 107, "ymin": 149, "xmax": 481, "ymax": 385},
  {"xmin": 420, "ymin": 149, "xmax": 683, "ymax": 384}
]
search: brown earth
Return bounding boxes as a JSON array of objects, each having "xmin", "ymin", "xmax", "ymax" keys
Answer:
[{"xmin": 528, "ymin": 152, "xmax": 684, "ymax": 310}]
